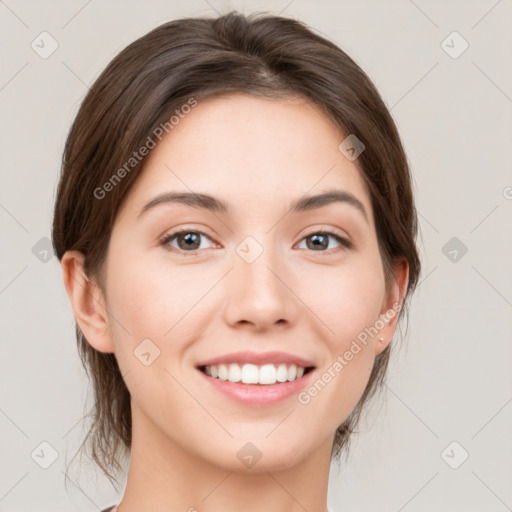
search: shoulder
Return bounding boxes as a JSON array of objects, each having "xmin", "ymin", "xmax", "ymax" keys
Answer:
[{"xmin": 100, "ymin": 506, "xmax": 118, "ymax": 512}]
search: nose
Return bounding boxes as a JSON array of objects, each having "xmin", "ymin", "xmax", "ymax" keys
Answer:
[{"xmin": 222, "ymin": 241, "xmax": 297, "ymax": 332}]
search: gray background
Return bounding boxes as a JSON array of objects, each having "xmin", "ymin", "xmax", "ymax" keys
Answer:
[{"xmin": 1, "ymin": 0, "xmax": 511, "ymax": 511}]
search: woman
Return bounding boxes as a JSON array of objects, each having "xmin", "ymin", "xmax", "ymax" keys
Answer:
[{"xmin": 52, "ymin": 11, "xmax": 420, "ymax": 512}]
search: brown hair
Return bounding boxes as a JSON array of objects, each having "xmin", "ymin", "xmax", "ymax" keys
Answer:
[{"xmin": 52, "ymin": 11, "xmax": 421, "ymax": 488}]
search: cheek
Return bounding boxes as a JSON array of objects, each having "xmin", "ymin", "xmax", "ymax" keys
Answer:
[
  {"xmin": 103, "ymin": 259, "xmax": 210, "ymax": 412},
  {"xmin": 104, "ymin": 254, "xmax": 233, "ymax": 389},
  {"xmin": 294, "ymin": 256, "xmax": 385, "ymax": 417},
  {"xmin": 107, "ymin": 246, "xmax": 386, "ymax": 361},
  {"xmin": 299, "ymin": 254, "xmax": 386, "ymax": 346},
  {"xmin": 107, "ymin": 253, "xmax": 208, "ymax": 332}
]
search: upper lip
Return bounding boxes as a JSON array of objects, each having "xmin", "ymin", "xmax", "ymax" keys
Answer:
[{"xmin": 196, "ymin": 351, "xmax": 316, "ymax": 368}]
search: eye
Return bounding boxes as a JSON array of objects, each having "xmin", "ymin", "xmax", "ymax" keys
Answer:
[
  {"xmin": 160, "ymin": 228, "xmax": 352, "ymax": 256},
  {"xmin": 160, "ymin": 229, "xmax": 216, "ymax": 255},
  {"xmin": 297, "ymin": 231, "xmax": 352, "ymax": 253}
]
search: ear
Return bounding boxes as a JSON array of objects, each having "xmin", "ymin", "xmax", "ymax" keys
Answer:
[
  {"xmin": 60, "ymin": 250, "xmax": 115, "ymax": 353},
  {"xmin": 374, "ymin": 258, "xmax": 409, "ymax": 355}
]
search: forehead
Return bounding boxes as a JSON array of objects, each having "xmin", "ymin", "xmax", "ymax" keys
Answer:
[{"xmin": 119, "ymin": 93, "xmax": 373, "ymax": 224}]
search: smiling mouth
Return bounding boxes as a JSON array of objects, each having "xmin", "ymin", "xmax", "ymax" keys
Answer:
[{"xmin": 197, "ymin": 363, "xmax": 315, "ymax": 385}]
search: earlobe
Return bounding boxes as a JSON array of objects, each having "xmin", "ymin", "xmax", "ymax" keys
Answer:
[
  {"xmin": 60, "ymin": 250, "xmax": 115, "ymax": 354},
  {"xmin": 375, "ymin": 336, "xmax": 388, "ymax": 356}
]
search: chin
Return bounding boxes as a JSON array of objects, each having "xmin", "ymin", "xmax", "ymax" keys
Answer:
[{"xmin": 200, "ymin": 436, "xmax": 316, "ymax": 474}]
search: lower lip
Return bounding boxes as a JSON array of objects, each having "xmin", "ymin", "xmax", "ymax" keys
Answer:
[{"xmin": 197, "ymin": 368, "xmax": 315, "ymax": 406}]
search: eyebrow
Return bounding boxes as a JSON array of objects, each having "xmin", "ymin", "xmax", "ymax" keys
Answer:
[{"xmin": 138, "ymin": 189, "xmax": 368, "ymax": 223}]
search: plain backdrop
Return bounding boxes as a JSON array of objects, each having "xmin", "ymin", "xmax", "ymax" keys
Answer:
[{"xmin": 1, "ymin": 1, "xmax": 511, "ymax": 511}]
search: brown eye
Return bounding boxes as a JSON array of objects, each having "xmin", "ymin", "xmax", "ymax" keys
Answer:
[
  {"xmin": 298, "ymin": 232, "xmax": 352, "ymax": 252},
  {"xmin": 161, "ymin": 230, "xmax": 215, "ymax": 254}
]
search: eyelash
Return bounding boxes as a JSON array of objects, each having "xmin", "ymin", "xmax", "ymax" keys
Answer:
[{"xmin": 159, "ymin": 228, "xmax": 353, "ymax": 256}]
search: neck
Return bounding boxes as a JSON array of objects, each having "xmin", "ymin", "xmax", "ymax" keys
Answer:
[{"xmin": 116, "ymin": 405, "xmax": 333, "ymax": 512}]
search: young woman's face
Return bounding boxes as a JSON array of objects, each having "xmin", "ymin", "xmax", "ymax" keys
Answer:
[{"xmin": 97, "ymin": 94, "xmax": 402, "ymax": 471}]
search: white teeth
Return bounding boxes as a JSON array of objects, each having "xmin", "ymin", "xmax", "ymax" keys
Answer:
[
  {"xmin": 287, "ymin": 363, "xmax": 297, "ymax": 381},
  {"xmin": 241, "ymin": 363, "xmax": 259, "ymax": 384},
  {"xmin": 259, "ymin": 364, "xmax": 276, "ymax": 385},
  {"xmin": 218, "ymin": 364, "xmax": 228, "ymax": 381},
  {"xmin": 227, "ymin": 363, "xmax": 241, "ymax": 382},
  {"xmin": 202, "ymin": 363, "xmax": 309, "ymax": 384},
  {"xmin": 276, "ymin": 364, "xmax": 288, "ymax": 382}
]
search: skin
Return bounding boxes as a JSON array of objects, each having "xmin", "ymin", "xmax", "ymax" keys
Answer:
[{"xmin": 62, "ymin": 94, "xmax": 408, "ymax": 512}]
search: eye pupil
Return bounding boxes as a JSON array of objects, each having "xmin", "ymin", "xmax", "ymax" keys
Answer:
[
  {"xmin": 179, "ymin": 232, "xmax": 200, "ymax": 250},
  {"xmin": 307, "ymin": 233, "xmax": 328, "ymax": 250}
]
